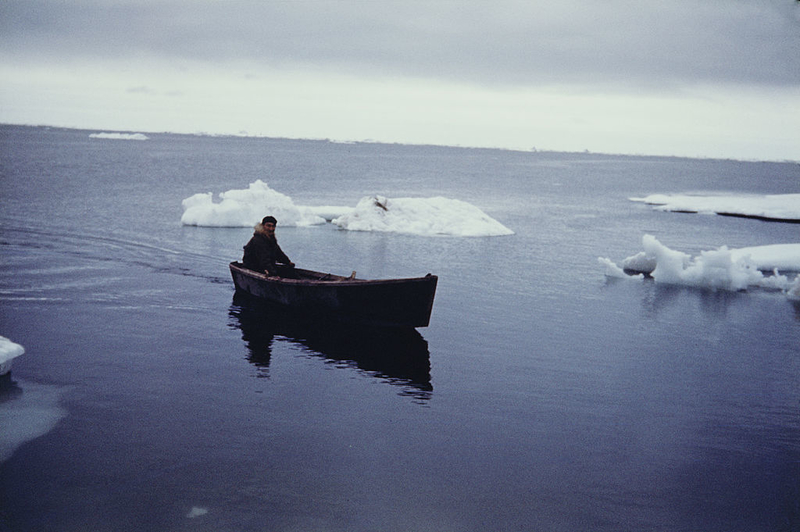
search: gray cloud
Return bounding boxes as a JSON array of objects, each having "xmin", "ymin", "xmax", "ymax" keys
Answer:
[{"xmin": 2, "ymin": 0, "xmax": 800, "ymax": 89}]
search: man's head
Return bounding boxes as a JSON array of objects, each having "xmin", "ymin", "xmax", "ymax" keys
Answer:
[{"xmin": 261, "ymin": 216, "xmax": 277, "ymax": 236}]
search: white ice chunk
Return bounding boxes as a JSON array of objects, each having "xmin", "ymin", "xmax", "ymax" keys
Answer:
[
  {"xmin": 621, "ymin": 251, "xmax": 657, "ymax": 274},
  {"xmin": 332, "ymin": 195, "xmax": 514, "ymax": 237},
  {"xmin": 89, "ymin": 132, "xmax": 148, "ymax": 140},
  {"xmin": 598, "ymin": 257, "xmax": 643, "ymax": 279},
  {"xmin": 305, "ymin": 205, "xmax": 355, "ymax": 221},
  {"xmin": 186, "ymin": 507, "xmax": 208, "ymax": 518},
  {"xmin": 730, "ymin": 244, "xmax": 800, "ymax": 272},
  {"xmin": 601, "ymin": 235, "xmax": 799, "ymax": 295},
  {"xmin": 181, "ymin": 182, "xmax": 513, "ymax": 237},
  {"xmin": 788, "ymin": 277, "xmax": 800, "ymax": 301},
  {"xmin": 0, "ymin": 336, "xmax": 25, "ymax": 375},
  {"xmin": 630, "ymin": 193, "xmax": 800, "ymax": 221},
  {"xmin": 181, "ymin": 180, "xmax": 326, "ymax": 227}
]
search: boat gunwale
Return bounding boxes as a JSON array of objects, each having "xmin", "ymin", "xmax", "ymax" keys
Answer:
[{"xmin": 229, "ymin": 262, "xmax": 437, "ymax": 287}]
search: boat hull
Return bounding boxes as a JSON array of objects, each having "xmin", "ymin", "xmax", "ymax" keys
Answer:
[{"xmin": 229, "ymin": 262, "xmax": 437, "ymax": 328}]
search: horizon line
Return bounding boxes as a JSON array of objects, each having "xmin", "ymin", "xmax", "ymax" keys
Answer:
[{"xmin": 3, "ymin": 121, "xmax": 797, "ymax": 165}]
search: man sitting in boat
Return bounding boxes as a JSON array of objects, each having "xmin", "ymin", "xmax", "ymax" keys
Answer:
[{"xmin": 242, "ymin": 216, "xmax": 295, "ymax": 277}]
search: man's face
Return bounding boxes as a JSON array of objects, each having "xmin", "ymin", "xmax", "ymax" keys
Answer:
[{"xmin": 264, "ymin": 222, "xmax": 276, "ymax": 236}]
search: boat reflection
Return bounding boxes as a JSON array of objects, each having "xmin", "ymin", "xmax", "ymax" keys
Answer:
[{"xmin": 228, "ymin": 293, "xmax": 433, "ymax": 402}]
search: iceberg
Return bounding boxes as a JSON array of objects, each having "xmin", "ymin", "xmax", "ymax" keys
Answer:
[
  {"xmin": 599, "ymin": 235, "xmax": 800, "ymax": 295},
  {"xmin": 332, "ymin": 195, "xmax": 515, "ymax": 237},
  {"xmin": 630, "ymin": 193, "xmax": 800, "ymax": 222},
  {"xmin": 181, "ymin": 180, "xmax": 326, "ymax": 227}
]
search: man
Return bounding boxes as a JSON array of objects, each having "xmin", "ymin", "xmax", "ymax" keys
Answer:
[{"xmin": 242, "ymin": 216, "xmax": 295, "ymax": 276}]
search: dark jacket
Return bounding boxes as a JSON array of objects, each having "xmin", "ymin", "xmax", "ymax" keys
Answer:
[{"xmin": 242, "ymin": 223, "xmax": 292, "ymax": 275}]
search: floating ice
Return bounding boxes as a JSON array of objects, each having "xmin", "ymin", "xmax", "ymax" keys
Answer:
[
  {"xmin": 630, "ymin": 193, "xmax": 800, "ymax": 222},
  {"xmin": 305, "ymin": 205, "xmax": 355, "ymax": 221},
  {"xmin": 730, "ymin": 244, "xmax": 800, "ymax": 272},
  {"xmin": 788, "ymin": 278, "xmax": 800, "ymax": 301},
  {"xmin": 598, "ymin": 257, "xmax": 642, "ymax": 279},
  {"xmin": 181, "ymin": 180, "xmax": 326, "ymax": 227},
  {"xmin": 0, "ymin": 336, "xmax": 25, "ymax": 375},
  {"xmin": 89, "ymin": 132, "xmax": 149, "ymax": 140},
  {"xmin": 332, "ymin": 195, "xmax": 515, "ymax": 237},
  {"xmin": 620, "ymin": 251, "xmax": 657, "ymax": 274},
  {"xmin": 186, "ymin": 507, "xmax": 208, "ymax": 518},
  {"xmin": 181, "ymin": 182, "xmax": 513, "ymax": 237},
  {"xmin": 599, "ymin": 235, "xmax": 800, "ymax": 295}
]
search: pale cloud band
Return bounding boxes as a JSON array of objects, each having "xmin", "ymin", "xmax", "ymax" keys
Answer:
[{"xmin": 2, "ymin": 0, "xmax": 799, "ymax": 160}]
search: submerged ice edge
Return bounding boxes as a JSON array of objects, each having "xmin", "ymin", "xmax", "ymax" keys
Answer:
[
  {"xmin": 0, "ymin": 338, "xmax": 69, "ymax": 463},
  {"xmin": 0, "ymin": 378, "xmax": 69, "ymax": 463},
  {"xmin": 180, "ymin": 180, "xmax": 514, "ymax": 237},
  {"xmin": 599, "ymin": 235, "xmax": 800, "ymax": 299}
]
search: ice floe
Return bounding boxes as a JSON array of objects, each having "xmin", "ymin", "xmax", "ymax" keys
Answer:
[
  {"xmin": 332, "ymin": 195, "xmax": 514, "ymax": 237},
  {"xmin": 0, "ymin": 336, "xmax": 24, "ymax": 375},
  {"xmin": 89, "ymin": 132, "xmax": 149, "ymax": 140},
  {"xmin": 186, "ymin": 507, "xmax": 208, "ymax": 518},
  {"xmin": 181, "ymin": 180, "xmax": 326, "ymax": 227},
  {"xmin": 181, "ymin": 181, "xmax": 513, "ymax": 237},
  {"xmin": 600, "ymin": 235, "xmax": 800, "ymax": 297},
  {"xmin": 630, "ymin": 193, "xmax": 800, "ymax": 222}
]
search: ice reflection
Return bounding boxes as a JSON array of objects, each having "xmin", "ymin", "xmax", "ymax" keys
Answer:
[
  {"xmin": 639, "ymin": 282, "xmax": 746, "ymax": 319},
  {"xmin": 605, "ymin": 276, "xmax": 792, "ymax": 321},
  {"xmin": 228, "ymin": 293, "xmax": 433, "ymax": 402},
  {"xmin": 0, "ymin": 376, "xmax": 68, "ymax": 463}
]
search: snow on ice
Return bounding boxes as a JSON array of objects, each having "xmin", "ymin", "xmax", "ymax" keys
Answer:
[
  {"xmin": 332, "ymin": 195, "xmax": 514, "ymax": 237},
  {"xmin": 0, "ymin": 336, "xmax": 24, "ymax": 375},
  {"xmin": 181, "ymin": 180, "xmax": 326, "ymax": 227},
  {"xmin": 181, "ymin": 181, "xmax": 513, "ymax": 237},
  {"xmin": 630, "ymin": 193, "xmax": 800, "ymax": 222},
  {"xmin": 610, "ymin": 193, "xmax": 800, "ymax": 299},
  {"xmin": 599, "ymin": 235, "xmax": 800, "ymax": 299},
  {"xmin": 89, "ymin": 132, "xmax": 149, "ymax": 140}
]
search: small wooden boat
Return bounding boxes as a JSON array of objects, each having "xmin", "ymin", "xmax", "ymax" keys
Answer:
[{"xmin": 229, "ymin": 262, "xmax": 438, "ymax": 328}]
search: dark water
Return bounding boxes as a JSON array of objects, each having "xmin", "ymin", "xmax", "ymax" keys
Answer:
[{"xmin": 1, "ymin": 125, "xmax": 799, "ymax": 531}]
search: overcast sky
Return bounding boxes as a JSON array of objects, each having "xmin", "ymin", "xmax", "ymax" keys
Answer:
[{"xmin": 2, "ymin": 0, "xmax": 799, "ymax": 160}]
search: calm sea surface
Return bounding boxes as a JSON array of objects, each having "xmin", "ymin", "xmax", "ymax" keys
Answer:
[{"xmin": 1, "ymin": 125, "xmax": 799, "ymax": 531}]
